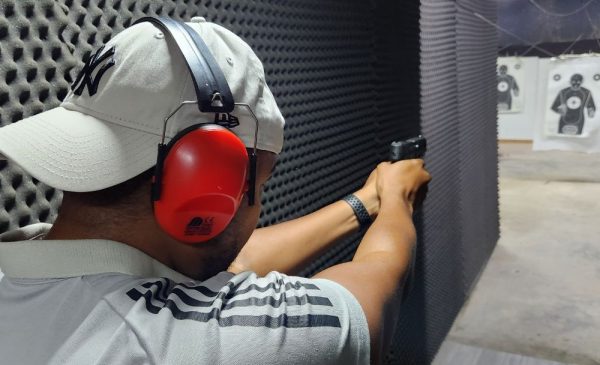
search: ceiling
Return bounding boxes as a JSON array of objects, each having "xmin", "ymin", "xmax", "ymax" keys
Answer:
[{"xmin": 498, "ymin": 0, "xmax": 600, "ymax": 47}]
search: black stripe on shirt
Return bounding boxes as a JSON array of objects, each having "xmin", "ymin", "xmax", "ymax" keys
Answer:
[
  {"xmin": 223, "ymin": 281, "xmax": 320, "ymax": 300},
  {"xmin": 126, "ymin": 288, "xmax": 341, "ymax": 328},
  {"xmin": 171, "ymin": 287, "xmax": 332, "ymax": 309},
  {"xmin": 176, "ymin": 280, "xmax": 321, "ymax": 299},
  {"xmin": 134, "ymin": 284, "xmax": 333, "ymax": 309},
  {"xmin": 143, "ymin": 280, "xmax": 229, "ymax": 303},
  {"xmin": 142, "ymin": 279, "xmax": 172, "ymax": 301},
  {"xmin": 142, "ymin": 279, "xmax": 325, "ymax": 305}
]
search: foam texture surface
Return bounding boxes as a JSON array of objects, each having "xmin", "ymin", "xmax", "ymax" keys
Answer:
[{"xmin": 0, "ymin": 1, "xmax": 499, "ymax": 363}]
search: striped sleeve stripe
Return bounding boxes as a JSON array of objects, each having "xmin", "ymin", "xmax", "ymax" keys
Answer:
[
  {"xmin": 221, "ymin": 294, "xmax": 333, "ymax": 310},
  {"xmin": 226, "ymin": 281, "xmax": 321, "ymax": 296},
  {"xmin": 131, "ymin": 285, "xmax": 333, "ymax": 310},
  {"xmin": 127, "ymin": 288, "xmax": 341, "ymax": 328},
  {"xmin": 177, "ymin": 287, "xmax": 332, "ymax": 309},
  {"xmin": 142, "ymin": 279, "xmax": 172, "ymax": 301},
  {"xmin": 178, "ymin": 280, "xmax": 320, "ymax": 298},
  {"xmin": 142, "ymin": 279, "xmax": 324, "ymax": 304}
]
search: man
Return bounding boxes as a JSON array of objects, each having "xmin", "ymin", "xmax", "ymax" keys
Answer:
[
  {"xmin": 0, "ymin": 18, "xmax": 430, "ymax": 364},
  {"xmin": 497, "ymin": 64, "xmax": 520, "ymax": 111},
  {"xmin": 551, "ymin": 73, "xmax": 596, "ymax": 135}
]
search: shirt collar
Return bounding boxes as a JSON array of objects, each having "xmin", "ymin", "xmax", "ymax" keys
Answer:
[{"xmin": 0, "ymin": 223, "xmax": 192, "ymax": 282}]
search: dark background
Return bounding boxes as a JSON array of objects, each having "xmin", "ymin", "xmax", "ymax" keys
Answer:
[{"xmin": 0, "ymin": 0, "xmax": 499, "ymax": 363}]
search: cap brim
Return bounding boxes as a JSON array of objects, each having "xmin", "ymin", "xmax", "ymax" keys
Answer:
[{"xmin": 0, "ymin": 107, "xmax": 161, "ymax": 192}]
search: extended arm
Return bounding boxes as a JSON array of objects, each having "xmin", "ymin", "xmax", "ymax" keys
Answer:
[
  {"xmin": 228, "ymin": 174, "xmax": 379, "ymax": 276},
  {"xmin": 314, "ymin": 160, "xmax": 430, "ymax": 364}
]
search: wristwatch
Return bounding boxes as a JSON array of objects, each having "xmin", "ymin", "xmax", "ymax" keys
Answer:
[{"xmin": 343, "ymin": 194, "xmax": 372, "ymax": 229}]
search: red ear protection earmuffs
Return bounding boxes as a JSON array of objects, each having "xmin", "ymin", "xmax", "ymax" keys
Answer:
[
  {"xmin": 153, "ymin": 125, "xmax": 249, "ymax": 243},
  {"xmin": 134, "ymin": 17, "xmax": 258, "ymax": 244}
]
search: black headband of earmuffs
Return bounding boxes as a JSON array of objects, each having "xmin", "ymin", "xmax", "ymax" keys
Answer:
[
  {"xmin": 133, "ymin": 16, "xmax": 234, "ymax": 114},
  {"xmin": 134, "ymin": 17, "xmax": 257, "ymax": 206}
]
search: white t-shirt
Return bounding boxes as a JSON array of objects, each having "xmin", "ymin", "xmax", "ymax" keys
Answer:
[{"xmin": 0, "ymin": 224, "xmax": 370, "ymax": 365}]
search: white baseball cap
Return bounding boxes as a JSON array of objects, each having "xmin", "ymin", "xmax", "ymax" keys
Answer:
[{"xmin": 0, "ymin": 17, "xmax": 285, "ymax": 192}]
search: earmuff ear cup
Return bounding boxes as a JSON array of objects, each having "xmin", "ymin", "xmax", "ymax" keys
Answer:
[{"xmin": 154, "ymin": 125, "xmax": 249, "ymax": 243}]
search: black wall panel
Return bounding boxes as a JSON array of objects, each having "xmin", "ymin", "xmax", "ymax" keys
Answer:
[
  {"xmin": 456, "ymin": 0, "xmax": 499, "ymax": 292},
  {"xmin": 0, "ymin": 1, "xmax": 499, "ymax": 363},
  {"xmin": 398, "ymin": 0, "xmax": 466, "ymax": 363},
  {"xmin": 410, "ymin": 0, "xmax": 500, "ymax": 364}
]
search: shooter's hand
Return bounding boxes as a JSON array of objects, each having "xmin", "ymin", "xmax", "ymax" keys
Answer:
[{"xmin": 375, "ymin": 160, "xmax": 431, "ymax": 213}]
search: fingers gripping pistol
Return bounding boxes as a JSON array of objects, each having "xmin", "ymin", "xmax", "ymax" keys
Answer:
[{"xmin": 388, "ymin": 135, "xmax": 427, "ymax": 302}]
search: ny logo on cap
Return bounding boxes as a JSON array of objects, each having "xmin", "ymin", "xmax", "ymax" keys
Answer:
[{"xmin": 71, "ymin": 45, "xmax": 116, "ymax": 97}]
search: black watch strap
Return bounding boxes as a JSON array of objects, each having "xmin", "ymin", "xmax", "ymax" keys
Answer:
[{"xmin": 343, "ymin": 194, "xmax": 372, "ymax": 229}]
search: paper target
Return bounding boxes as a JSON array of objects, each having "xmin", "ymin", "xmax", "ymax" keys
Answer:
[
  {"xmin": 544, "ymin": 57, "xmax": 600, "ymax": 138},
  {"xmin": 497, "ymin": 57, "xmax": 525, "ymax": 113}
]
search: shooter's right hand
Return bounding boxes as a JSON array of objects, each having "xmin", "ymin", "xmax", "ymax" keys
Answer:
[{"xmin": 375, "ymin": 160, "xmax": 431, "ymax": 212}]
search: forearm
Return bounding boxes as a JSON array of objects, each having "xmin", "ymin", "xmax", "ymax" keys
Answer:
[
  {"xmin": 229, "ymin": 189, "xmax": 377, "ymax": 276},
  {"xmin": 308, "ymin": 160, "xmax": 430, "ymax": 364},
  {"xmin": 353, "ymin": 196, "xmax": 415, "ymax": 274},
  {"xmin": 353, "ymin": 195, "xmax": 417, "ymax": 362},
  {"xmin": 312, "ymin": 195, "xmax": 418, "ymax": 364}
]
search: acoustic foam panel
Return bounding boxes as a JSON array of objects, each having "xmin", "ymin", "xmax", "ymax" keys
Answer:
[
  {"xmin": 399, "ymin": 1, "xmax": 499, "ymax": 363},
  {"xmin": 455, "ymin": 0, "xmax": 499, "ymax": 291}
]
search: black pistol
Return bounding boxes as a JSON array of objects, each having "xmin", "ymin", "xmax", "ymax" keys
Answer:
[{"xmin": 389, "ymin": 135, "xmax": 427, "ymax": 162}]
